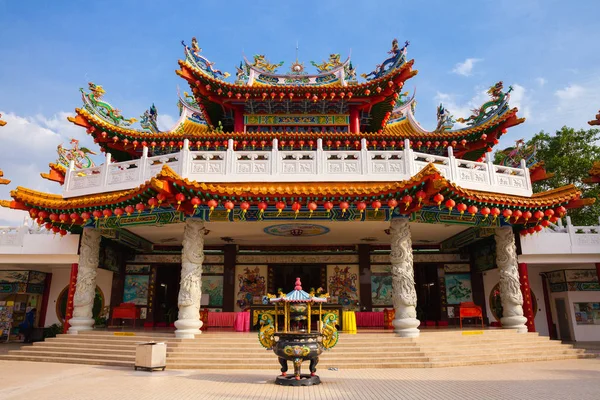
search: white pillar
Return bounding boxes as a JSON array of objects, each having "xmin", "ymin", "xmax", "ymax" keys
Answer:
[
  {"xmin": 390, "ymin": 218, "xmax": 420, "ymax": 337},
  {"xmin": 495, "ymin": 227, "xmax": 528, "ymax": 333},
  {"xmin": 174, "ymin": 219, "xmax": 205, "ymax": 338},
  {"xmin": 68, "ymin": 228, "xmax": 101, "ymax": 334}
]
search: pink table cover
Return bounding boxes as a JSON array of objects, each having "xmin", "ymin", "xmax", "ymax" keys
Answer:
[
  {"xmin": 355, "ymin": 312, "xmax": 384, "ymax": 327},
  {"xmin": 234, "ymin": 312, "xmax": 250, "ymax": 332},
  {"xmin": 207, "ymin": 312, "xmax": 236, "ymax": 327}
]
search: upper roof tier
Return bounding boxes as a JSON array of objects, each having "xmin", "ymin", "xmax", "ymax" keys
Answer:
[{"xmin": 65, "ymin": 38, "xmax": 523, "ymax": 162}]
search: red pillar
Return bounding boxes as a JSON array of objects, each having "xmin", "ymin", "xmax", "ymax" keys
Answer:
[
  {"xmin": 518, "ymin": 263, "xmax": 536, "ymax": 332},
  {"xmin": 350, "ymin": 107, "xmax": 360, "ymax": 133},
  {"xmin": 233, "ymin": 108, "xmax": 244, "ymax": 133},
  {"xmin": 540, "ymin": 273, "xmax": 557, "ymax": 339},
  {"xmin": 63, "ymin": 263, "xmax": 78, "ymax": 333},
  {"xmin": 38, "ymin": 273, "xmax": 53, "ymax": 327}
]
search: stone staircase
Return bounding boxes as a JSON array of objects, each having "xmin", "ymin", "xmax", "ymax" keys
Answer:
[{"xmin": 0, "ymin": 329, "xmax": 592, "ymax": 369}]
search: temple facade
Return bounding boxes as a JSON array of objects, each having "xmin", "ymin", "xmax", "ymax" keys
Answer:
[{"xmin": 1, "ymin": 38, "xmax": 595, "ymax": 340}]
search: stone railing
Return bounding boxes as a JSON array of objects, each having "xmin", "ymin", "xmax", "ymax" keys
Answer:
[
  {"xmin": 520, "ymin": 216, "xmax": 600, "ymax": 255},
  {"xmin": 63, "ymin": 138, "xmax": 532, "ymax": 198}
]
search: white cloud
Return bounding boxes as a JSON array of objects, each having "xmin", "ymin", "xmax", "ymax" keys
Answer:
[
  {"xmin": 451, "ymin": 58, "xmax": 482, "ymax": 77},
  {"xmin": 157, "ymin": 113, "xmax": 177, "ymax": 131},
  {"xmin": 535, "ymin": 77, "xmax": 547, "ymax": 87},
  {"xmin": 555, "ymin": 84, "xmax": 585, "ymax": 100},
  {"xmin": 0, "ymin": 111, "xmax": 103, "ymax": 225},
  {"xmin": 508, "ymin": 83, "xmax": 532, "ymax": 121}
]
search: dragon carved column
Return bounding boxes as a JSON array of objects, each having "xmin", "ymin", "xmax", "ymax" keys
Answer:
[
  {"xmin": 495, "ymin": 227, "xmax": 528, "ymax": 333},
  {"xmin": 390, "ymin": 218, "xmax": 420, "ymax": 337},
  {"xmin": 68, "ymin": 228, "xmax": 101, "ymax": 334},
  {"xmin": 174, "ymin": 219, "xmax": 206, "ymax": 339}
]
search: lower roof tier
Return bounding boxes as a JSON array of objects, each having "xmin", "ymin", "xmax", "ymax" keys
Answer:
[{"xmin": 2, "ymin": 163, "xmax": 593, "ymax": 237}]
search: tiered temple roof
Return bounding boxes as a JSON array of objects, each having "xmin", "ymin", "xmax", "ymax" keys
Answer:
[{"xmin": 1, "ymin": 38, "xmax": 594, "ymax": 238}]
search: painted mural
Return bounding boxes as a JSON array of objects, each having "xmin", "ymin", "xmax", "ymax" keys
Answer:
[
  {"xmin": 0, "ymin": 271, "xmax": 29, "ymax": 283},
  {"xmin": 203, "ymin": 264, "xmax": 225, "ymax": 274},
  {"xmin": 236, "ymin": 266, "xmax": 267, "ymax": 310},
  {"xmin": 202, "ymin": 276, "xmax": 224, "ymax": 307},
  {"xmin": 371, "ymin": 274, "xmax": 393, "ymax": 306},
  {"xmin": 327, "ymin": 265, "xmax": 359, "ymax": 306},
  {"xmin": 123, "ymin": 275, "xmax": 149, "ymax": 305},
  {"xmin": 444, "ymin": 274, "xmax": 473, "ymax": 304},
  {"xmin": 125, "ymin": 264, "xmax": 151, "ymax": 274}
]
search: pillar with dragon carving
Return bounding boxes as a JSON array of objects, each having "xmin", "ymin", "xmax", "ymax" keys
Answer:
[
  {"xmin": 174, "ymin": 218, "xmax": 206, "ymax": 339},
  {"xmin": 495, "ymin": 227, "xmax": 528, "ymax": 333},
  {"xmin": 68, "ymin": 228, "xmax": 101, "ymax": 333},
  {"xmin": 390, "ymin": 218, "xmax": 420, "ymax": 337}
]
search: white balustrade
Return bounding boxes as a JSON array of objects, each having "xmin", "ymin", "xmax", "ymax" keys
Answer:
[
  {"xmin": 62, "ymin": 138, "xmax": 534, "ymax": 198},
  {"xmin": 521, "ymin": 216, "xmax": 600, "ymax": 255}
]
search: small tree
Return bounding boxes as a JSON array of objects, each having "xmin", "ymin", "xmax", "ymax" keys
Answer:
[{"xmin": 496, "ymin": 126, "xmax": 600, "ymax": 226}]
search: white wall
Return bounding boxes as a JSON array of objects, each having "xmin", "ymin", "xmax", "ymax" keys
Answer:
[
  {"xmin": 45, "ymin": 266, "xmax": 113, "ymax": 327},
  {"xmin": 567, "ymin": 291, "xmax": 600, "ymax": 342}
]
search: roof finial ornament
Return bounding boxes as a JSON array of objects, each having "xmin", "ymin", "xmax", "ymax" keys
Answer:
[
  {"xmin": 289, "ymin": 41, "xmax": 305, "ymax": 75},
  {"xmin": 294, "ymin": 277, "xmax": 302, "ymax": 291}
]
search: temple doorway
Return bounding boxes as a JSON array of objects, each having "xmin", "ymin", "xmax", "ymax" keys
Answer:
[
  {"xmin": 414, "ymin": 263, "xmax": 441, "ymax": 323},
  {"xmin": 154, "ymin": 264, "xmax": 181, "ymax": 325},
  {"xmin": 271, "ymin": 264, "xmax": 325, "ymax": 293}
]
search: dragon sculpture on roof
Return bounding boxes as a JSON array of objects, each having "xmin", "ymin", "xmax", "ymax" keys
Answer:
[
  {"xmin": 361, "ymin": 39, "xmax": 409, "ymax": 81},
  {"xmin": 182, "ymin": 37, "xmax": 230, "ymax": 79},
  {"xmin": 496, "ymin": 139, "xmax": 537, "ymax": 168},
  {"xmin": 80, "ymin": 83, "xmax": 138, "ymax": 126},
  {"xmin": 249, "ymin": 54, "xmax": 284, "ymax": 73},
  {"xmin": 435, "ymin": 103, "xmax": 455, "ymax": 131},
  {"xmin": 311, "ymin": 53, "xmax": 343, "ymax": 73},
  {"xmin": 56, "ymin": 138, "xmax": 96, "ymax": 169},
  {"xmin": 140, "ymin": 103, "xmax": 159, "ymax": 133},
  {"xmin": 456, "ymin": 81, "xmax": 512, "ymax": 126}
]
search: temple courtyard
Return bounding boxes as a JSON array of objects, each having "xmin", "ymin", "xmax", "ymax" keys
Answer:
[{"xmin": 0, "ymin": 358, "xmax": 598, "ymax": 400}]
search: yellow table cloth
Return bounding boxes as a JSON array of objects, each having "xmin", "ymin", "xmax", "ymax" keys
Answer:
[{"xmin": 342, "ymin": 310, "xmax": 357, "ymax": 334}]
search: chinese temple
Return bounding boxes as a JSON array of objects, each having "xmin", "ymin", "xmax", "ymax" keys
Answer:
[{"xmin": 1, "ymin": 38, "xmax": 595, "ymax": 345}]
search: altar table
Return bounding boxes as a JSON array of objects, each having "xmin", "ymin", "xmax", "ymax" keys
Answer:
[
  {"xmin": 355, "ymin": 312, "xmax": 384, "ymax": 328},
  {"xmin": 342, "ymin": 311, "xmax": 357, "ymax": 334},
  {"xmin": 207, "ymin": 312, "xmax": 236, "ymax": 328},
  {"xmin": 234, "ymin": 312, "xmax": 250, "ymax": 332}
]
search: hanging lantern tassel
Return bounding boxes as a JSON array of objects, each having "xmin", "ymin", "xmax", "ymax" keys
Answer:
[
  {"xmin": 190, "ymin": 197, "xmax": 201, "ymax": 215},
  {"xmin": 276, "ymin": 201, "xmax": 286, "ymax": 216},
  {"xmin": 491, "ymin": 207, "xmax": 500, "ymax": 222},
  {"xmin": 402, "ymin": 195, "xmax": 413, "ymax": 211},
  {"xmin": 480, "ymin": 207, "xmax": 490, "ymax": 221},
  {"xmin": 324, "ymin": 201, "xmax": 334, "ymax": 217},
  {"xmin": 434, "ymin": 194, "xmax": 444, "ymax": 210},
  {"xmin": 340, "ymin": 201, "xmax": 349, "ymax": 216},
  {"xmin": 257, "ymin": 202, "xmax": 268, "ymax": 220},
  {"xmin": 467, "ymin": 205, "xmax": 478, "ymax": 220},
  {"xmin": 416, "ymin": 190, "xmax": 426, "ymax": 207},
  {"xmin": 372, "ymin": 200, "xmax": 382, "ymax": 216},
  {"xmin": 240, "ymin": 201, "xmax": 250, "ymax": 220},
  {"xmin": 292, "ymin": 202, "xmax": 301, "ymax": 219},
  {"xmin": 456, "ymin": 203, "xmax": 467, "ymax": 218}
]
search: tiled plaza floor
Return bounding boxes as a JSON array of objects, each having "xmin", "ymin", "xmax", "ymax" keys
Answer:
[{"xmin": 0, "ymin": 359, "xmax": 598, "ymax": 400}]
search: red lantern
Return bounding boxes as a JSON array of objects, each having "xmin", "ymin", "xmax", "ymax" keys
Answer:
[
  {"xmin": 324, "ymin": 201, "xmax": 334, "ymax": 214},
  {"xmin": 544, "ymin": 209, "xmax": 555, "ymax": 219},
  {"xmin": 549, "ymin": 216, "xmax": 559, "ymax": 223},
  {"xmin": 519, "ymin": 229, "xmax": 528, "ymax": 237},
  {"xmin": 125, "ymin": 205, "xmax": 134, "ymax": 216},
  {"xmin": 175, "ymin": 193, "xmax": 186, "ymax": 210},
  {"xmin": 114, "ymin": 208, "xmax": 124, "ymax": 218},
  {"xmin": 478, "ymin": 206, "xmax": 490, "ymax": 221},
  {"xmin": 44, "ymin": 222, "xmax": 53, "ymax": 231},
  {"xmin": 491, "ymin": 207, "xmax": 500, "ymax": 221},
  {"xmin": 402, "ymin": 195, "xmax": 413, "ymax": 210},
  {"xmin": 81, "ymin": 212, "xmax": 91, "ymax": 222},
  {"xmin": 59, "ymin": 213, "xmax": 69, "ymax": 223},
  {"xmin": 541, "ymin": 219, "xmax": 550, "ymax": 227},
  {"xmin": 356, "ymin": 201, "xmax": 367, "ymax": 214},
  {"xmin": 556, "ymin": 206, "xmax": 567, "ymax": 217},
  {"xmin": 502, "ymin": 209, "xmax": 513, "ymax": 222},
  {"xmin": 433, "ymin": 194, "xmax": 444, "ymax": 209},
  {"xmin": 240, "ymin": 201, "xmax": 250, "ymax": 215},
  {"xmin": 275, "ymin": 201, "xmax": 286, "ymax": 216},
  {"xmin": 534, "ymin": 224, "xmax": 543, "ymax": 232},
  {"xmin": 224, "ymin": 200, "xmax": 234, "ymax": 214},
  {"xmin": 339, "ymin": 201, "xmax": 349, "ymax": 215},
  {"xmin": 70, "ymin": 212, "xmax": 79, "ymax": 224},
  {"xmin": 456, "ymin": 203, "xmax": 467, "ymax": 217},
  {"xmin": 387, "ymin": 198, "xmax": 398, "ymax": 211},
  {"xmin": 292, "ymin": 202, "xmax": 301, "ymax": 218},
  {"xmin": 467, "ymin": 205, "xmax": 478, "ymax": 219},
  {"xmin": 102, "ymin": 209, "xmax": 113, "ymax": 219},
  {"xmin": 257, "ymin": 201, "xmax": 268, "ymax": 218},
  {"xmin": 527, "ymin": 226, "xmax": 535, "ymax": 235},
  {"xmin": 512, "ymin": 210, "xmax": 523, "ymax": 223},
  {"xmin": 308, "ymin": 202, "xmax": 318, "ymax": 217},
  {"xmin": 372, "ymin": 200, "xmax": 382, "ymax": 214},
  {"xmin": 156, "ymin": 193, "xmax": 166, "ymax": 205},
  {"xmin": 148, "ymin": 197, "xmax": 158, "ymax": 212},
  {"xmin": 92, "ymin": 210, "xmax": 103, "ymax": 221},
  {"xmin": 207, "ymin": 199, "xmax": 218, "ymax": 216},
  {"xmin": 135, "ymin": 203, "xmax": 145, "ymax": 215},
  {"xmin": 523, "ymin": 210, "xmax": 532, "ymax": 223},
  {"xmin": 415, "ymin": 190, "xmax": 427, "ymax": 206},
  {"xmin": 52, "ymin": 226, "xmax": 60, "ymax": 234},
  {"xmin": 29, "ymin": 209, "xmax": 39, "ymax": 218},
  {"xmin": 533, "ymin": 210, "xmax": 544, "ymax": 222},
  {"xmin": 190, "ymin": 197, "xmax": 201, "ymax": 214},
  {"xmin": 49, "ymin": 213, "xmax": 59, "ymax": 222},
  {"xmin": 445, "ymin": 199, "xmax": 455, "ymax": 214}
]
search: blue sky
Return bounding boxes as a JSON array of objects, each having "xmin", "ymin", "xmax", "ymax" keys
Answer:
[{"xmin": 0, "ymin": 0, "xmax": 599, "ymax": 224}]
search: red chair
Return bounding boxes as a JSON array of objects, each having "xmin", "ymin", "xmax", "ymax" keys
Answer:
[
  {"xmin": 383, "ymin": 308, "xmax": 395, "ymax": 329},
  {"xmin": 459, "ymin": 302, "xmax": 483, "ymax": 329},
  {"xmin": 111, "ymin": 303, "xmax": 140, "ymax": 328}
]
